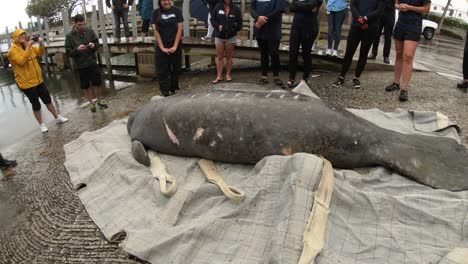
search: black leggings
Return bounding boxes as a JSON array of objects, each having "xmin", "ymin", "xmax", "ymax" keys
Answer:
[
  {"xmin": 464, "ymin": 32, "xmax": 468, "ymax": 79},
  {"xmin": 371, "ymin": 12, "xmax": 395, "ymax": 57},
  {"xmin": 340, "ymin": 25, "xmax": 378, "ymax": 78},
  {"xmin": 288, "ymin": 23, "xmax": 318, "ymax": 81},
  {"xmin": 257, "ymin": 39, "xmax": 280, "ymax": 77},
  {"xmin": 156, "ymin": 45, "xmax": 182, "ymax": 96}
]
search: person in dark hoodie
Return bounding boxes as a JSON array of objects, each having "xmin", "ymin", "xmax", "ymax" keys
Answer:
[
  {"xmin": 210, "ymin": 0, "xmax": 243, "ymax": 83},
  {"xmin": 250, "ymin": 0, "xmax": 287, "ymax": 86},
  {"xmin": 106, "ymin": 0, "xmax": 134, "ymax": 42},
  {"xmin": 151, "ymin": 0, "xmax": 184, "ymax": 96},
  {"xmin": 65, "ymin": 14, "xmax": 108, "ymax": 113},
  {"xmin": 368, "ymin": 0, "xmax": 396, "ymax": 64},
  {"xmin": 332, "ymin": 0, "xmax": 384, "ymax": 89},
  {"xmin": 285, "ymin": 0, "xmax": 322, "ymax": 88}
]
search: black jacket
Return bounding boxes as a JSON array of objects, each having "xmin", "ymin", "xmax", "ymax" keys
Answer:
[
  {"xmin": 65, "ymin": 27, "xmax": 99, "ymax": 69},
  {"xmin": 210, "ymin": 3, "xmax": 243, "ymax": 40},
  {"xmin": 106, "ymin": 0, "xmax": 134, "ymax": 10},
  {"xmin": 350, "ymin": 0, "xmax": 384, "ymax": 27}
]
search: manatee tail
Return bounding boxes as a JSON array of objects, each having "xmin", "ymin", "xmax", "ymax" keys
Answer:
[{"xmin": 372, "ymin": 133, "xmax": 468, "ymax": 191}]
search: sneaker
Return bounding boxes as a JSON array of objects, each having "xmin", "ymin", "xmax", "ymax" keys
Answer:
[
  {"xmin": 332, "ymin": 76, "xmax": 345, "ymax": 87},
  {"xmin": 40, "ymin": 123, "xmax": 48, "ymax": 133},
  {"xmin": 55, "ymin": 115, "xmax": 69, "ymax": 124},
  {"xmin": 273, "ymin": 77, "xmax": 283, "ymax": 86},
  {"xmin": 331, "ymin": 49, "xmax": 338, "ymax": 57},
  {"xmin": 399, "ymin": 89, "xmax": 409, "ymax": 102},
  {"xmin": 257, "ymin": 77, "xmax": 269, "ymax": 85},
  {"xmin": 312, "ymin": 43, "xmax": 316, "ymax": 52},
  {"xmin": 385, "ymin": 82, "xmax": 400, "ymax": 92},
  {"xmin": 325, "ymin": 49, "xmax": 332, "ymax": 56},
  {"xmin": 368, "ymin": 53, "xmax": 377, "ymax": 60},
  {"xmin": 97, "ymin": 100, "xmax": 108, "ymax": 109},
  {"xmin": 457, "ymin": 81, "xmax": 468, "ymax": 89},
  {"xmin": 90, "ymin": 102, "xmax": 97, "ymax": 112},
  {"xmin": 0, "ymin": 159, "xmax": 17, "ymax": 170},
  {"xmin": 352, "ymin": 78, "xmax": 361, "ymax": 89},
  {"xmin": 201, "ymin": 36, "xmax": 208, "ymax": 41},
  {"xmin": 383, "ymin": 57, "xmax": 390, "ymax": 64}
]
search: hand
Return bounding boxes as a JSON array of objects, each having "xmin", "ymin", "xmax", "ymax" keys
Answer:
[
  {"xmin": 162, "ymin": 47, "xmax": 171, "ymax": 55},
  {"xmin": 255, "ymin": 21, "xmax": 262, "ymax": 29},
  {"xmin": 111, "ymin": 5, "xmax": 115, "ymax": 10},
  {"xmin": 361, "ymin": 23, "xmax": 368, "ymax": 31},
  {"xmin": 27, "ymin": 39, "xmax": 35, "ymax": 48},
  {"xmin": 88, "ymin": 42, "xmax": 95, "ymax": 49},
  {"xmin": 218, "ymin": 25, "xmax": 223, "ymax": 31},
  {"xmin": 168, "ymin": 47, "xmax": 177, "ymax": 53},
  {"xmin": 38, "ymin": 37, "xmax": 44, "ymax": 45},
  {"xmin": 399, "ymin": 3, "xmax": 409, "ymax": 12},
  {"xmin": 123, "ymin": 4, "xmax": 129, "ymax": 8},
  {"xmin": 78, "ymin": 44, "xmax": 87, "ymax": 51},
  {"xmin": 257, "ymin": 16, "xmax": 268, "ymax": 26},
  {"xmin": 357, "ymin": 16, "xmax": 367, "ymax": 25}
]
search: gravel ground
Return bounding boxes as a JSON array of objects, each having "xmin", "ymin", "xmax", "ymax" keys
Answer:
[{"xmin": 0, "ymin": 60, "xmax": 467, "ymax": 263}]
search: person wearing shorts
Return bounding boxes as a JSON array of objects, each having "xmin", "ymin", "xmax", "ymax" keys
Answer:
[
  {"xmin": 65, "ymin": 14, "xmax": 108, "ymax": 112},
  {"xmin": 384, "ymin": 0, "xmax": 431, "ymax": 101},
  {"xmin": 8, "ymin": 29, "xmax": 68, "ymax": 133},
  {"xmin": 210, "ymin": 0, "xmax": 243, "ymax": 83}
]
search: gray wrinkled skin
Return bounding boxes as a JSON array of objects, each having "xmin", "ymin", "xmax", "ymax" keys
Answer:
[{"xmin": 127, "ymin": 90, "xmax": 468, "ymax": 191}]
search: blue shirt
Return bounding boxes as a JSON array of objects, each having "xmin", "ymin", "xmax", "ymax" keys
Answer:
[
  {"xmin": 326, "ymin": 0, "xmax": 348, "ymax": 12},
  {"xmin": 396, "ymin": 0, "xmax": 431, "ymax": 33}
]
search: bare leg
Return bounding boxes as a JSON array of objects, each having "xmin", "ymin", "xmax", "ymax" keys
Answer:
[
  {"xmin": 33, "ymin": 110, "xmax": 43, "ymax": 124},
  {"xmin": 83, "ymin": 88, "xmax": 94, "ymax": 103},
  {"xmin": 401, "ymin": 40, "xmax": 419, "ymax": 90},
  {"xmin": 94, "ymin": 85, "xmax": 102, "ymax": 101},
  {"xmin": 45, "ymin": 103, "xmax": 59, "ymax": 119},
  {"xmin": 215, "ymin": 43, "xmax": 225, "ymax": 81},
  {"xmin": 225, "ymin": 43, "xmax": 235, "ymax": 79},
  {"xmin": 393, "ymin": 40, "xmax": 404, "ymax": 85}
]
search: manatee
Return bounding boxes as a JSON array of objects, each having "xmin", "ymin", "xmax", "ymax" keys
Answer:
[{"xmin": 127, "ymin": 89, "xmax": 468, "ymax": 191}]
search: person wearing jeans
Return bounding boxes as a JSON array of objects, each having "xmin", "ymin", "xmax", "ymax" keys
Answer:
[
  {"xmin": 332, "ymin": 0, "xmax": 384, "ymax": 89},
  {"xmin": 106, "ymin": 0, "xmax": 134, "ymax": 42},
  {"xmin": 368, "ymin": 0, "xmax": 395, "ymax": 64},
  {"xmin": 325, "ymin": 0, "xmax": 348, "ymax": 57},
  {"xmin": 457, "ymin": 30, "xmax": 468, "ymax": 89}
]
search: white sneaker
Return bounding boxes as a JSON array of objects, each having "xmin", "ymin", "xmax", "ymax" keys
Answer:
[
  {"xmin": 56, "ymin": 115, "xmax": 69, "ymax": 124},
  {"xmin": 332, "ymin": 49, "xmax": 338, "ymax": 57},
  {"xmin": 40, "ymin": 123, "xmax": 48, "ymax": 133},
  {"xmin": 325, "ymin": 49, "xmax": 332, "ymax": 56}
]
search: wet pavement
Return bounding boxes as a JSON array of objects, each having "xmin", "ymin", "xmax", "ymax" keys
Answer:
[{"xmin": 0, "ymin": 36, "xmax": 467, "ymax": 262}]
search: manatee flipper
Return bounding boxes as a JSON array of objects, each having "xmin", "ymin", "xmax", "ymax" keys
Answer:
[
  {"xmin": 198, "ymin": 159, "xmax": 246, "ymax": 201},
  {"xmin": 131, "ymin": 140, "xmax": 150, "ymax": 166}
]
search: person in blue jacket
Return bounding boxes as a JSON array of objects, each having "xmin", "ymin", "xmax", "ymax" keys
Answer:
[
  {"xmin": 286, "ymin": 0, "xmax": 322, "ymax": 88},
  {"xmin": 250, "ymin": 0, "xmax": 287, "ymax": 86},
  {"xmin": 139, "ymin": 0, "xmax": 154, "ymax": 38},
  {"xmin": 325, "ymin": 0, "xmax": 348, "ymax": 57},
  {"xmin": 332, "ymin": 0, "xmax": 384, "ymax": 89},
  {"xmin": 384, "ymin": 0, "xmax": 431, "ymax": 101},
  {"xmin": 211, "ymin": 0, "xmax": 243, "ymax": 83}
]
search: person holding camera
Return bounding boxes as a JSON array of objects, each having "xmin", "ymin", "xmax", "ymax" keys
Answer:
[
  {"xmin": 7, "ymin": 29, "xmax": 69, "ymax": 133},
  {"xmin": 66, "ymin": 14, "xmax": 109, "ymax": 112}
]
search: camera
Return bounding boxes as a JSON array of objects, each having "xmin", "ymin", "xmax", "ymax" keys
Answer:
[{"xmin": 31, "ymin": 36, "xmax": 39, "ymax": 42}]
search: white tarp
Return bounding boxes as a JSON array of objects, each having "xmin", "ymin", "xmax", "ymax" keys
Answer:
[{"xmin": 64, "ymin": 88, "xmax": 468, "ymax": 264}]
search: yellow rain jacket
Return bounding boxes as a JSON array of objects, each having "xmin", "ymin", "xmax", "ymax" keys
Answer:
[{"xmin": 7, "ymin": 29, "xmax": 45, "ymax": 89}]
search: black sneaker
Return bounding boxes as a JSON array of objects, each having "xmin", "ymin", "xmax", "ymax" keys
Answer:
[
  {"xmin": 332, "ymin": 76, "xmax": 345, "ymax": 87},
  {"xmin": 97, "ymin": 100, "xmax": 108, "ymax": 109},
  {"xmin": 352, "ymin": 78, "xmax": 361, "ymax": 89},
  {"xmin": 457, "ymin": 81, "xmax": 468, "ymax": 89},
  {"xmin": 399, "ymin": 89, "xmax": 408, "ymax": 102},
  {"xmin": 368, "ymin": 53, "xmax": 377, "ymax": 60},
  {"xmin": 0, "ymin": 159, "xmax": 17, "ymax": 170},
  {"xmin": 273, "ymin": 77, "xmax": 283, "ymax": 86},
  {"xmin": 383, "ymin": 57, "xmax": 390, "ymax": 64},
  {"xmin": 257, "ymin": 77, "xmax": 269, "ymax": 85},
  {"xmin": 385, "ymin": 82, "xmax": 400, "ymax": 92}
]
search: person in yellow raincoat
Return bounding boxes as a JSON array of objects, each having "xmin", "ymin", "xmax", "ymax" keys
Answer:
[{"xmin": 8, "ymin": 29, "xmax": 68, "ymax": 133}]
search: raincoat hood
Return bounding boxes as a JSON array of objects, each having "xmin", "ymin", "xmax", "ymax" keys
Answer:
[{"xmin": 12, "ymin": 29, "xmax": 26, "ymax": 45}]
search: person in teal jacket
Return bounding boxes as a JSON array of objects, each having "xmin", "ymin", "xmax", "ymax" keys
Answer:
[
  {"xmin": 325, "ymin": 0, "xmax": 348, "ymax": 57},
  {"xmin": 139, "ymin": 0, "xmax": 154, "ymax": 37}
]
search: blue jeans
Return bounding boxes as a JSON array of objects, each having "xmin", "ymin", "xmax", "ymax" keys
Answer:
[
  {"xmin": 327, "ymin": 9, "xmax": 347, "ymax": 50},
  {"xmin": 114, "ymin": 9, "xmax": 130, "ymax": 39}
]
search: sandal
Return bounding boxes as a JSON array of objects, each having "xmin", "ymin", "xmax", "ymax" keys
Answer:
[
  {"xmin": 273, "ymin": 77, "xmax": 283, "ymax": 86},
  {"xmin": 226, "ymin": 76, "xmax": 232, "ymax": 82},
  {"xmin": 257, "ymin": 77, "xmax": 269, "ymax": 85},
  {"xmin": 212, "ymin": 78, "xmax": 223, "ymax": 84}
]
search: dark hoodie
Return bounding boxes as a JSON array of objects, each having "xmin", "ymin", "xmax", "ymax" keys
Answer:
[{"xmin": 211, "ymin": 2, "xmax": 243, "ymax": 40}]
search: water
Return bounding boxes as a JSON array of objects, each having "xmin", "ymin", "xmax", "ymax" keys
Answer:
[{"xmin": 0, "ymin": 65, "xmax": 135, "ymax": 151}]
